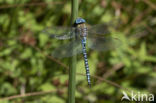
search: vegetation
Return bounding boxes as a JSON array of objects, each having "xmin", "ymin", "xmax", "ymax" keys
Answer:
[{"xmin": 0, "ymin": 0, "xmax": 156, "ymax": 103}]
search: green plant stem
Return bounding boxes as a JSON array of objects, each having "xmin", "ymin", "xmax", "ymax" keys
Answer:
[{"xmin": 68, "ymin": 0, "xmax": 78, "ymax": 103}]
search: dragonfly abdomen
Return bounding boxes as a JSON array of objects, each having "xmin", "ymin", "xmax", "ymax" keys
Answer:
[{"xmin": 81, "ymin": 37, "xmax": 91, "ymax": 87}]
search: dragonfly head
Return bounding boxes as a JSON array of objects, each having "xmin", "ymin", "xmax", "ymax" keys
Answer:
[{"xmin": 74, "ymin": 18, "xmax": 86, "ymax": 26}]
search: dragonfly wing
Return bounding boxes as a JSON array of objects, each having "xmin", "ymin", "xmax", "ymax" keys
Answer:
[
  {"xmin": 52, "ymin": 39, "xmax": 82, "ymax": 58},
  {"xmin": 88, "ymin": 36, "xmax": 121, "ymax": 51},
  {"xmin": 42, "ymin": 26, "xmax": 76, "ymax": 40},
  {"xmin": 88, "ymin": 24, "xmax": 111, "ymax": 37}
]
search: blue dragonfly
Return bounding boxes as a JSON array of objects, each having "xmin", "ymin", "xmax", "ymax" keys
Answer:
[{"xmin": 42, "ymin": 18, "xmax": 120, "ymax": 87}]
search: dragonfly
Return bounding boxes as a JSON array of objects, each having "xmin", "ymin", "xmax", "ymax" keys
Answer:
[{"xmin": 42, "ymin": 18, "xmax": 120, "ymax": 87}]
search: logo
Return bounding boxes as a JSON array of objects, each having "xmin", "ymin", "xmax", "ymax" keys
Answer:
[{"xmin": 121, "ymin": 91, "xmax": 154, "ymax": 102}]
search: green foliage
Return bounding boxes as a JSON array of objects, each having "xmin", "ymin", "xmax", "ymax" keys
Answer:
[{"xmin": 0, "ymin": 0, "xmax": 156, "ymax": 103}]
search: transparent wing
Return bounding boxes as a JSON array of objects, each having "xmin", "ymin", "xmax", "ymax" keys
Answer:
[
  {"xmin": 42, "ymin": 26, "xmax": 76, "ymax": 40},
  {"xmin": 88, "ymin": 24, "xmax": 111, "ymax": 37},
  {"xmin": 88, "ymin": 36, "xmax": 121, "ymax": 51},
  {"xmin": 52, "ymin": 39, "xmax": 82, "ymax": 58}
]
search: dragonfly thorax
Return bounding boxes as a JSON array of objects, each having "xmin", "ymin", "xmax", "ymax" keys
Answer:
[{"xmin": 77, "ymin": 23, "xmax": 88, "ymax": 37}]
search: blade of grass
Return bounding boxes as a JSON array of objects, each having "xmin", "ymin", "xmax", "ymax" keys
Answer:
[{"xmin": 68, "ymin": 0, "xmax": 78, "ymax": 103}]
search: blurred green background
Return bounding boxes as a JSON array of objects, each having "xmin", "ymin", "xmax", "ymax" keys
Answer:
[{"xmin": 0, "ymin": 0, "xmax": 156, "ymax": 103}]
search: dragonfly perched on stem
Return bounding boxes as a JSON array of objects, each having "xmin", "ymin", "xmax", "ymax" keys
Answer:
[{"xmin": 42, "ymin": 18, "xmax": 121, "ymax": 87}]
